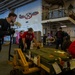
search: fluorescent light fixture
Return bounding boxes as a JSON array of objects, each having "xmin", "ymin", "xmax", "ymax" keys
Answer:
[{"xmin": 60, "ymin": 25, "xmax": 67, "ymax": 28}]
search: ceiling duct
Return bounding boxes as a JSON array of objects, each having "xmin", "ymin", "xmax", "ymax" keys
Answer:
[
  {"xmin": 7, "ymin": 0, "xmax": 25, "ymax": 9},
  {"xmin": 0, "ymin": 0, "xmax": 16, "ymax": 9},
  {"xmin": 0, "ymin": 0, "xmax": 8, "ymax": 5},
  {"xmin": 10, "ymin": 0, "xmax": 35, "ymax": 10},
  {"xmin": 0, "ymin": 0, "xmax": 36, "ymax": 14},
  {"xmin": 0, "ymin": 10, "xmax": 7, "ymax": 14}
]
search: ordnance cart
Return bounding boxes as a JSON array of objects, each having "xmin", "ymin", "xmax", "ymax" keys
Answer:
[
  {"xmin": 9, "ymin": 48, "xmax": 72, "ymax": 75},
  {"xmin": 26, "ymin": 48, "xmax": 71, "ymax": 75}
]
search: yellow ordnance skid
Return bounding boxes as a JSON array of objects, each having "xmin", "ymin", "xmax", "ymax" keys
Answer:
[{"xmin": 27, "ymin": 48, "xmax": 71, "ymax": 75}]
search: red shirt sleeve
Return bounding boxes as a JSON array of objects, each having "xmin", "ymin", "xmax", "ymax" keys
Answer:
[
  {"xmin": 22, "ymin": 32, "xmax": 27, "ymax": 38},
  {"xmin": 32, "ymin": 32, "xmax": 35, "ymax": 38}
]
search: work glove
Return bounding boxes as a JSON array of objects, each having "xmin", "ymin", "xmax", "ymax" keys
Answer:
[
  {"xmin": 37, "ymin": 46, "xmax": 40, "ymax": 49},
  {"xmin": 6, "ymin": 28, "xmax": 15, "ymax": 35},
  {"xmin": 9, "ymin": 28, "xmax": 15, "ymax": 34},
  {"xmin": 23, "ymin": 48, "xmax": 27, "ymax": 53}
]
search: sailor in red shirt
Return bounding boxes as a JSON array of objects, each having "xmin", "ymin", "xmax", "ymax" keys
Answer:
[
  {"xmin": 22, "ymin": 28, "xmax": 39, "ymax": 50},
  {"xmin": 68, "ymin": 41, "xmax": 75, "ymax": 58}
]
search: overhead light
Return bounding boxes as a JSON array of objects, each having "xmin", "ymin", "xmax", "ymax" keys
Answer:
[{"xmin": 60, "ymin": 25, "xmax": 67, "ymax": 28}]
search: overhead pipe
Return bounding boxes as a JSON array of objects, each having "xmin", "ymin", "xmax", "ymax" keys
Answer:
[
  {"xmin": 7, "ymin": 0, "xmax": 28, "ymax": 9},
  {"xmin": 0, "ymin": 10, "xmax": 7, "ymax": 15},
  {"xmin": 0, "ymin": 0, "xmax": 34, "ymax": 9},
  {"xmin": 0, "ymin": 0, "xmax": 35, "ymax": 14},
  {"xmin": 10, "ymin": 0, "xmax": 35, "ymax": 9},
  {"xmin": 0, "ymin": 0, "xmax": 8, "ymax": 5},
  {"xmin": 0, "ymin": 0, "xmax": 16, "ymax": 9},
  {"xmin": 0, "ymin": 0, "xmax": 26, "ymax": 10},
  {"xmin": 0, "ymin": 8, "xmax": 6, "ymax": 12},
  {"xmin": 0, "ymin": 0, "xmax": 20, "ymax": 13}
]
